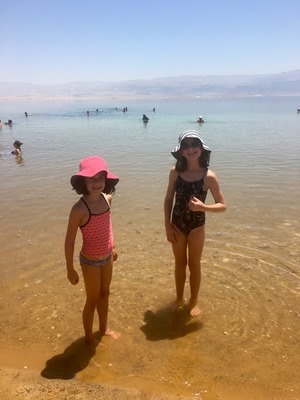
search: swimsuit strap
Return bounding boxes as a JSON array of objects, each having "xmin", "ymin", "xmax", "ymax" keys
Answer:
[
  {"xmin": 80, "ymin": 197, "xmax": 91, "ymax": 215},
  {"xmin": 178, "ymin": 168, "xmax": 207, "ymax": 181},
  {"xmin": 100, "ymin": 192, "xmax": 111, "ymax": 210},
  {"xmin": 80, "ymin": 193, "xmax": 110, "ymax": 215}
]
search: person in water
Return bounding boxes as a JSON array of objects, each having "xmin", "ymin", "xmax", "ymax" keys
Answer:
[
  {"xmin": 65, "ymin": 155, "xmax": 120, "ymax": 346},
  {"xmin": 11, "ymin": 140, "xmax": 23, "ymax": 156},
  {"xmin": 164, "ymin": 130, "xmax": 227, "ymax": 317}
]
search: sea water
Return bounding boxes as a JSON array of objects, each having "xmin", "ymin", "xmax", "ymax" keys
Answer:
[
  {"xmin": 0, "ymin": 96, "xmax": 299, "ymax": 397},
  {"xmin": 1, "ymin": 96, "xmax": 299, "ymax": 231}
]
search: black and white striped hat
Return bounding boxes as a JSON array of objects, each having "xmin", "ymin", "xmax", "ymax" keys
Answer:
[{"xmin": 171, "ymin": 130, "xmax": 211, "ymax": 160}]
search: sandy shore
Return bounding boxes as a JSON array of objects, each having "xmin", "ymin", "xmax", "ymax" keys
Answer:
[
  {"xmin": 0, "ymin": 144, "xmax": 299, "ymax": 399},
  {"xmin": 1, "ymin": 221, "xmax": 299, "ymax": 400},
  {"xmin": 0, "ymin": 367, "xmax": 170, "ymax": 400}
]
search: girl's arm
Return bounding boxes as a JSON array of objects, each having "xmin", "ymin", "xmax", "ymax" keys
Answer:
[
  {"xmin": 164, "ymin": 168, "xmax": 180, "ymax": 243},
  {"xmin": 106, "ymin": 193, "xmax": 112, "ymax": 206},
  {"xmin": 189, "ymin": 170, "xmax": 227, "ymax": 213},
  {"xmin": 64, "ymin": 203, "xmax": 82, "ymax": 285},
  {"xmin": 106, "ymin": 193, "xmax": 118, "ymax": 261}
]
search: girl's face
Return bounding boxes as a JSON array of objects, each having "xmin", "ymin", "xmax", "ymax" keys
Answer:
[
  {"xmin": 180, "ymin": 138, "xmax": 202, "ymax": 159},
  {"xmin": 86, "ymin": 171, "xmax": 106, "ymax": 194}
]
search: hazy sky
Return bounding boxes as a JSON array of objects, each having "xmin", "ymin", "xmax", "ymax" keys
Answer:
[{"xmin": 1, "ymin": 0, "xmax": 299, "ymax": 84}]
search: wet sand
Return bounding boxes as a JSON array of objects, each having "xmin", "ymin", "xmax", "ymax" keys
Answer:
[
  {"xmin": 1, "ymin": 101, "xmax": 300, "ymax": 399},
  {"xmin": 0, "ymin": 191, "xmax": 299, "ymax": 400}
]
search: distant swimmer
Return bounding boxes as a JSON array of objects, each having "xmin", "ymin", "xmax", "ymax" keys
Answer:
[
  {"xmin": 5, "ymin": 119, "xmax": 13, "ymax": 126},
  {"xmin": 25, "ymin": 112, "xmax": 28, "ymax": 117},
  {"xmin": 12, "ymin": 140, "xmax": 23, "ymax": 157},
  {"xmin": 297, "ymin": 109, "xmax": 300, "ymax": 113},
  {"xmin": 152, "ymin": 107, "xmax": 156, "ymax": 112},
  {"xmin": 197, "ymin": 116, "xmax": 204, "ymax": 123},
  {"xmin": 142, "ymin": 114, "xmax": 149, "ymax": 122}
]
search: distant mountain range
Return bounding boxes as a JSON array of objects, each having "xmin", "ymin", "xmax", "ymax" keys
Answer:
[{"xmin": 1, "ymin": 70, "xmax": 300, "ymax": 99}]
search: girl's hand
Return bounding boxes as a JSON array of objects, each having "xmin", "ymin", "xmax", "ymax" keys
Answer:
[
  {"xmin": 67, "ymin": 269, "xmax": 79, "ymax": 285},
  {"xmin": 165, "ymin": 223, "xmax": 179, "ymax": 244},
  {"xmin": 112, "ymin": 248, "xmax": 118, "ymax": 262},
  {"xmin": 189, "ymin": 196, "xmax": 205, "ymax": 212}
]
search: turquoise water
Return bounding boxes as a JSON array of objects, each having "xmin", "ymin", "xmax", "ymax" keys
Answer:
[
  {"xmin": 0, "ymin": 96, "xmax": 300, "ymax": 397},
  {"xmin": 1, "ymin": 96, "xmax": 299, "ymax": 221},
  {"xmin": 1, "ymin": 95, "xmax": 299, "ymax": 291}
]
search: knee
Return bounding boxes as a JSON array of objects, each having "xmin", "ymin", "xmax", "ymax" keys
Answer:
[
  {"xmin": 175, "ymin": 263, "xmax": 187, "ymax": 274},
  {"xmin": 99, "ymin": 288, "xmax": 110, "ymax": 300},
  {"xmin": 85, "ymin": 297, "xmax": 98, "ymax": 309},
  {"xmin": 188, "ymin": 261, "xmax": 201, "ymax": 274},
  {"xmin": 175, "ymin": 257, "xmax": 187, "ymax": 268}
]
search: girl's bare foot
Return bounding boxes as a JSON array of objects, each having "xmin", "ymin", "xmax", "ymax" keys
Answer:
[
  {"xmin": 167, "ymin": 299, "xmax": 186, "ymax": 311},
  {"xmin": 189, "ymin": 303, "xmax": 201, "ymax": 318},
  {"xmin": 103, "ymin": 329, "xmax": 121, "ymax": 339}
]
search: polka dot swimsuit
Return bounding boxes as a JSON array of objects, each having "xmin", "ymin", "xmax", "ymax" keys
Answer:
[{"xmin": 80, "ymin": 195, "xmax": 113, "ymax": 257}]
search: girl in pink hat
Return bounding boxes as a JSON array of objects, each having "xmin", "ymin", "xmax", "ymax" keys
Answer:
[
  {"xmin": 65, "ymin": 156, "xmax": 120, "ymax": 346},
  {"xmin": 164, "ymin": 131, "xmax": 227, "ymax": 318}
]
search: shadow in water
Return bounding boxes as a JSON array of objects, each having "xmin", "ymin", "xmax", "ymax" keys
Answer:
[
  {"xmin": 41, "ymin": 337, "xmax": 95, "ymax": 379},
  {"xmin": 140, "ymin": 304, "xmax": 203, "ymax": 341},
  {"xmin": 15, "ymin": 156, "xmax": 25, "ymax": 166}
]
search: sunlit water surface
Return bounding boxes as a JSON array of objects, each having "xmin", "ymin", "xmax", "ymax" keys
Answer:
[{"xmin": 0, "ymin": 96, "xmax": 299, "ymax": 399}]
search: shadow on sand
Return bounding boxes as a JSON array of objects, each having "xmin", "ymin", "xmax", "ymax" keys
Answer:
[
  {"xmin": 140, "ymin": 303, "xmax": 203, "ymax": 341},
  {"xmin": 41, "ymin": 337, "xmax": 95, "ymax": 379}
]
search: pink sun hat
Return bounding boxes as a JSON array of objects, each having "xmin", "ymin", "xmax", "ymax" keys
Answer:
[{"xmin": 71, "ymin": 155, "xmax": 119, "ymax": 189}]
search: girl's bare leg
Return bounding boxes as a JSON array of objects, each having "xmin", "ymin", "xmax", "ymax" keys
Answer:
[
  {"xmin": 97, "ymin": 258, "xmax": 112, "ymax": 335},
  {"xmin": 172, "ymin": 232, "xmax": 188, "ymax": 308},
  {"xmin": 187, "ymin": 225, "xmax": 205, "ymax": 317},
  {"xmin": 81, "ymin": 263, "xmax": 101, "ymax": 347},
  {"xmin": 97, "ymin": 259, "xmax": 121, "ymax": 339}
]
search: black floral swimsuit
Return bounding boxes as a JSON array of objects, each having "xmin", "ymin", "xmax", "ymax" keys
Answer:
[{"xmin": 172, "ymin": 173, "xmax": 208, "ymax": 235}]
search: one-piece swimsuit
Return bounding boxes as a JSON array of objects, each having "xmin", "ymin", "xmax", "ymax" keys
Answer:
[
  {"xmin": 172, "ymin": 172, "xmax": 207, "ymax": 235},
  {"xmin": 79, "ymin": 194, "xmax": 113, "ymax": 267}
]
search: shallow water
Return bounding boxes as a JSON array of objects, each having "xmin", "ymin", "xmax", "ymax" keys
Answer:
[{"xmin": 0, "ymin": 96, "xmax": 299, "ymax": 399}]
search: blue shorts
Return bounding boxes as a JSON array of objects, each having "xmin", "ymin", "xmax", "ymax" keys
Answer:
[{"xmin": 80, "ymin": 252, "xmax": 112, "ymax": 267}]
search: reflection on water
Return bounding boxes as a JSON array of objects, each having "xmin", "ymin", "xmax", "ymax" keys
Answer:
[
  {"xmin": 15, "ymin": 155, "xmax": 25, "ymax": 166},
  {"xmin": 0, "ymin": 97, "xmax": 299, "ymax": 399}
]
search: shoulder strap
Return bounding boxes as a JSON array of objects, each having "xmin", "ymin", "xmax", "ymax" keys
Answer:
[
  {"xmin": 100, "ymin": 192, "xmax": 111, "ymax": 210},
  {"xmin": 80, "ymin": 197, "xmax": 91, "ymax": 215}
]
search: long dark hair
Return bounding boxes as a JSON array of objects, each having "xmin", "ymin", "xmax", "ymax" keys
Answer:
[
  {"xmin": 175, "ymin": 149, "xmax": 210, "ymax": 172},
  {"xmin": 71, "ymin": 176, "xmax": 116, "ymax": 195}
]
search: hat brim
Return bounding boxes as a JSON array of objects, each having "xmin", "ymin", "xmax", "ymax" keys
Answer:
[
  {"xmin": 71, "ymin": 168, "xmax": 119, "ymax": 188},
  {"xmin": 71, "ymin": 175, "xmax": 119, "ymax": 188},
  {"xmin": 171, "ymin": 140, "xmax": 211, "ymax": 160}
]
